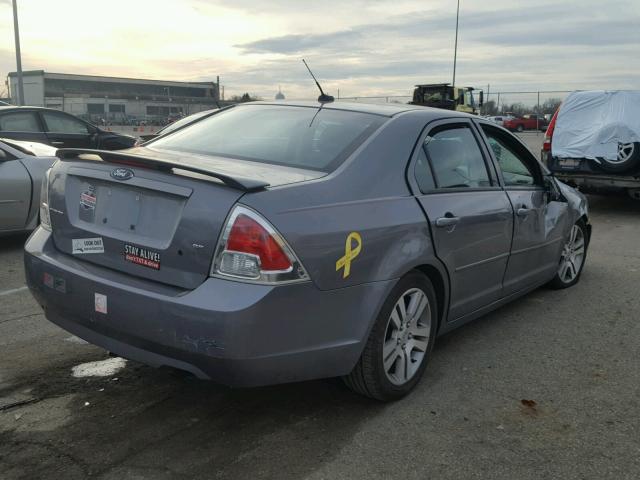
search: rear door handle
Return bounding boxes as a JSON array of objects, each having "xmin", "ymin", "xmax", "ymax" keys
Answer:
[
  {"xmin": 50, "ymin": 141, "xmax": 64, "ymax": 146},
  {"xmin": 516, "ymin": 207, "xmax": 529, "ymax": 217},
  {"xmin": 435, "ymin": 216, "xmax": 460, "ymax": 228}
]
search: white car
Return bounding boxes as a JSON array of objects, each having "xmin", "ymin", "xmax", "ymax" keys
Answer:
[{"xmin": 486, "ymin": 115, "xmax": 513, "ymax": 127}]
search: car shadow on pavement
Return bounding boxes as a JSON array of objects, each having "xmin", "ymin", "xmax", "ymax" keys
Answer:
[{"xmin": 0, "ymin": 349, "xmax": 386, "ymax": 480}]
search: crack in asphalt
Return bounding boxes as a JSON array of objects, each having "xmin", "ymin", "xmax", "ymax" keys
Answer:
[
  {"xmin": 0, "ymin": 397, "xmax": 41, "ymax": 412},
  {"xmin": 0, "ymin": 312, "xmax": 43, "ymax": 325}
]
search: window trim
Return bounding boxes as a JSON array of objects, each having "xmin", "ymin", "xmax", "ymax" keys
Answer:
[
  {"xmin": 475, "ymin": 120, "xmax": 545, "ymax": 190},
  {"xmin": 410, "ymin": 119, "xmax": 501, "ymax": 195}
]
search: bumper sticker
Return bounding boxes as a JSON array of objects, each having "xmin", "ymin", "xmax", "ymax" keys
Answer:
[
  {"xmin": 95, "ymin": 293, "xmax": 107, "ymax": 314},
  {"xmin": 72, "ymin": 237, "xmax": 104, "ymax": 254},
  {"xmin": 336, "ymin": 231, "xmax": 362, "ymax": 278},
  {"xmin": 80, "ymin": 188, "xmax": 96, "ymax": 210},
  {"xmin": 124, "ymin": 244, "xmax": 161, "ymax": 270}
]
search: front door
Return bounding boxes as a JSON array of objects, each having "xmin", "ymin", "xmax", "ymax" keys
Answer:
[
  {"xmin": 412, "ymin": 121, "xmax": 514, "ymax": 321},
  {"xmin": 41, "ymin": 110, "xmax": 94, "ymax": 148},
  {"xmin": 479, "ymin": 123, "xmax": 570, "ymax": 295}
]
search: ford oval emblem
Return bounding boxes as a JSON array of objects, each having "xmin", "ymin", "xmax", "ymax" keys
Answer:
[{"xmin": 110, "ymin": 168, "xmax": 134, "ymax": 181}]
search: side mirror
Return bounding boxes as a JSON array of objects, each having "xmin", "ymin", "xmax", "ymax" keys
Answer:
[
  {"xmin": 479, "ymin": 91, "xmax": 484, "ymax": 107},
  {"xmin": 544, "ymin": 177, "xmax": 563, "ymax": 202},
  {"xmin": 0, "ymin": 149, "xmax": 6, "ymax": 161}
]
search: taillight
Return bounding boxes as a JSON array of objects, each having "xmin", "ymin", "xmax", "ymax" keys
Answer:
[
  {"xmin": 212, "ymin": 205, "xmax": 309, "ymax": 284},
  {"xmin": 40, "ymin": 168, "xmax": 52, "ymax": 231},
  {"xmin": 543, "ymin": 108, "xmax": 559, "ymax": 152}
]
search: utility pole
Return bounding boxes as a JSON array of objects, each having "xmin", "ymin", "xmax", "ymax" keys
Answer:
[
  {"xmin": 12, "ymin": 0, "xmax": 25, "ymax": 106},
  {"xmin": 452, "ymin": 0, "xmax": 460, "ymax": 89}
]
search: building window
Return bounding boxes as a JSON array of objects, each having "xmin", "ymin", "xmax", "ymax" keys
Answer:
[
  {"xmin": 87, "ymin": 104, "xmax": 104, "ymax": 114},
  {"xmin": 109, "ymin": 104, "xmax": 125, "ymax": 113}
]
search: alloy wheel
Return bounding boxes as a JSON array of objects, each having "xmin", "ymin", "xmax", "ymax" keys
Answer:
[
  {"xmin": 558, "ymin": 224, "xmax": 586, "ymax": 283},
  {"xmin": 610, "ymin": 143, "xmax": 635, "ymax": 164},
  {"xmin": 383, "ymin": 288, "xmax": 431, "ymax": 386}
]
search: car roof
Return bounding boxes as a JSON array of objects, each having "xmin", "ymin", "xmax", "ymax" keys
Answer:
[
  {"xmin": 243, "ymin": 100, "xmax": 429, "ymax": 117},
  {"xmin": 0, "ymin": 105, "xmax": 58, "ymax": 112}
]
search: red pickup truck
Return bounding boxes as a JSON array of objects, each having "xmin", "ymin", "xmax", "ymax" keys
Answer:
[{"xmin": 503, "ymin": 114, "xmax": 547, "ymax": 132}]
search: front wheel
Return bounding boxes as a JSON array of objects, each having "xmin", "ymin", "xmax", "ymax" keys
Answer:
[
  {"xmin": 343, "ymin": 272, "xmax": 437, "ymax": 401},
  {"xmin": 547, "ymin": 220, "xmax": 588, "ymax": 289},
  {"xmin": 516, "ymin": 124, "xmax": 524, "ymax": 132}
]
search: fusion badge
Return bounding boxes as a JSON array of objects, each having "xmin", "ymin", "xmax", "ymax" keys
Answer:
[{"xmin": 124, "ymin": 244, "xmax": 161, "ymax": 270}]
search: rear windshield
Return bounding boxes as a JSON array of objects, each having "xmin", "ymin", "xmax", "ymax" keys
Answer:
[{"xmin": 149, "ymin": 105, "xmax": 386, "ymax": 172}]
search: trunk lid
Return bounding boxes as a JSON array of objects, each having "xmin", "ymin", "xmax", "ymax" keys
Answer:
[{"xmin": 47, "ymin": 147, "xmax": 324, "ymax": 290}]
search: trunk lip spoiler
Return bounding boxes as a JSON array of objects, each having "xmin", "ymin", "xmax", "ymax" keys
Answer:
[{"xmin": 56, "ymin": 148, "xmax": 270, "ymax": 192}]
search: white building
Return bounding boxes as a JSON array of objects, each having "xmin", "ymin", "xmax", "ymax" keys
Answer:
[{"xmin": 7, "ymin": 70, "xmax": 220, "ymax": 123}]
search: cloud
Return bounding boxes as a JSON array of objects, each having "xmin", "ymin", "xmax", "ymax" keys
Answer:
[
  {"xmin": 1, "ymin": 0, "xmax": 639, "ymax": 102},
  {"xmin": 236, "ymin": 31, "xmax": 363, "ymax": 55}
]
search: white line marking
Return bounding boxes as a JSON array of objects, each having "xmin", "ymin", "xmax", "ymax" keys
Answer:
[{"xmin": 0, "ymin": 286, "xmax": 29, "ymax": 296}]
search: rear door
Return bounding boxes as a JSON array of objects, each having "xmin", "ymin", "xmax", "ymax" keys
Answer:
[
  {"xmin": 41, "ymin": 110, "xmax": 95, "ymax": 148},
  {"xmin": 412, "ymin": 120, "xmax": 514, "ymax": 321},
  {"xmin": 478, "ymin": 122, "xmax": 570, "ymax": 295},
  {"xmin": 0, "ymin": 147, "xmax": 31, "ymax": 231},
  {"xmin": 0, "ymin": 110, "xmax": 49, "ymax": 143}
]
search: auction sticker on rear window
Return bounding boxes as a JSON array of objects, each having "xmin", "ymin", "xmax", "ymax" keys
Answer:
[
  {"xmin": 124, "ymin": 244, "xmax": 161, "ymax": 270},
  {"xmin": 80, "ymin": 187, "xmax": 97, "ymax": 210},
  {"xmin": 72, "ymin": 237, "xmax": 104, "ymax": 254}
]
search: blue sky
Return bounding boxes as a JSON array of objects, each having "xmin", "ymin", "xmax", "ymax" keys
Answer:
[{"xmin": 1, "ymin": 0, "xmax": 639, "ymax": 100}]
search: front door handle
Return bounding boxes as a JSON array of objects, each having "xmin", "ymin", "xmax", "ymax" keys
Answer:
[
  {"xmin": 516, "ymin": 207, "xmax": 529, "ymax": 217},
  {"xmin": 435, "ymin": 216, "xmax": 460, "ymax": 228},
  {"xmin": 50, "ymin": 141, "xmax": 64, "ymax": 146}
]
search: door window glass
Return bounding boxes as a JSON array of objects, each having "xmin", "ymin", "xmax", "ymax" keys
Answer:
[
  {"xmin": 414, "ymin": 147, "xmax": 436, "ymax": 192},
  {"xmin": 424, "ymin": 126, "xmax": 491, "ymax": 189},
  {"xmin": 481, "ymin": 126, "xmax": 537, "ymax": 186},
  {"xmin": 42, "ymin": 112, "xmax": 90, "ymax": 134},
  {"xmin": 0, "ymin": 112, "xmax": 41, "ymax": 132}
]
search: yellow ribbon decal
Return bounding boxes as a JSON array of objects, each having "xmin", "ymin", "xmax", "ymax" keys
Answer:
[{"xmin": 336, "ymin": 232, "xmax": 362, "ymax": 278}]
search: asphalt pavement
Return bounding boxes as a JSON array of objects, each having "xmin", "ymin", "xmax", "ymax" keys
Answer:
[{"xmin": 1, "ymin": 149, "xmax": 639, "ymax": 478}]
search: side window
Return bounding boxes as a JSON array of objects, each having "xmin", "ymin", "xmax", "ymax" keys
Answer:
[
  {"xmin": 0, "ymin": 112, "xmax": 41, "ymax": 132},
  {"xmin": 414, "ymin": 147, "xmax": 436, "ymax": 192},
  {"xmin": 423, "ymin": 126, "xmax": 491, "ymax": 189},
  {"xmin": 42, "ymin": 112, "xmax": 89, "ymax": 134},
  {"xmin": 481, "ymin": 126, "xmax": 537, "ymax": 187}
]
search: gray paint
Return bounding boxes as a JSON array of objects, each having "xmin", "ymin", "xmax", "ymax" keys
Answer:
[{"xmin": 24, "ymin": 102, "xmax": 588, "ymax": 387}]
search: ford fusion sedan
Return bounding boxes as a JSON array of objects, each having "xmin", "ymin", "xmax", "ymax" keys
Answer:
[
  {"xmin": 0, "ymin": 106, "xmax": 137, "ymax": 150},
  {"xmin": 24, "ymin": 101, "xmax": 590, "ymax": 401}
]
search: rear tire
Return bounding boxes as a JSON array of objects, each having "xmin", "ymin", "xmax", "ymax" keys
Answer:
[
  {"xmin": 343, "ymin": 271, "xmax": 437, "ymax": 401},
  {"xmin": 547, "ymin": 219, "xmax": 588, "ymax": 289},
  {"xmin": 597, "ymin": 142, "xmax": 640, "ymax": 173}
]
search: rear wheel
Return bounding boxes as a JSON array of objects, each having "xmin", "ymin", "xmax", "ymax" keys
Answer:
[
  {"xmin": 343, "ymin": 272, "xmax": 437, "ymax": 401},
  {"xmin": 598, "ymin": 142, "xmax": 640, "ymax": 173},
  {"xmin": 548, "ymin": 220, "xmax": 588, "ymax": 289}
]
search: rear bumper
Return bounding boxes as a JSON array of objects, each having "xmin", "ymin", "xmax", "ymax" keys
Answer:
[
  {"xmin": 554, "ymin": 172, "xmax": 640, "ymax": 191},
  {"xmin": 24, "ymin": 228, "xmax": 394, "ymax": 387}
]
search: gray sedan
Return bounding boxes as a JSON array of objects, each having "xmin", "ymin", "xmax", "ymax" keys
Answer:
[
  {"xmin": 24, "ymin": 101, "xmax": 590, "ymax": 400},
  {"xmin": 0, "ymin": 139, "xmax": 57, "ymax": 235}
]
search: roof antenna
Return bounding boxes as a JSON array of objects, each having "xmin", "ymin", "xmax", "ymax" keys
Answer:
[{"xmin": 302, "ymin": 59, "xmax": 334, "ymax": 103}]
